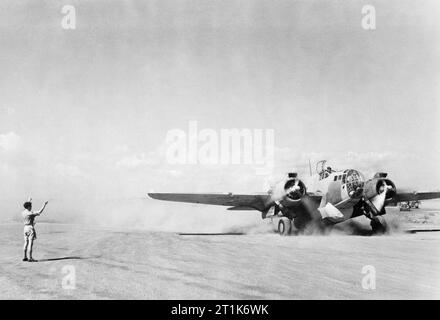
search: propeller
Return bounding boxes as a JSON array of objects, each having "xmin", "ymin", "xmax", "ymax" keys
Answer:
[
  {"xmin": 285, "ymin": 179, "xmax": 306, "ymax": 201},
  {"xmin": 371, "ymin": 181, "xmax": 393, "ymax": 212},
  {"xmin": 286, "ymin": 179, "xmax": 300, "ymax": 193}
]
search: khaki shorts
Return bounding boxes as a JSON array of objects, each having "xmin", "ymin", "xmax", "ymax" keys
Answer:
[{"xmin": 24, "ymin": 225, "xmax": 37, "ymax": 241}]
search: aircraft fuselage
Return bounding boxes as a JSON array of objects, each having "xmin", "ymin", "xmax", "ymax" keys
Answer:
[{"xmin": 267, "ymin": 167, "xmax": 396, "ymax": 232}]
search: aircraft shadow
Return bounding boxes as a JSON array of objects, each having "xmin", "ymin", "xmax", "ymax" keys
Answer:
[
  {"xmin": 178, "ymin": 229, "xmax": 440, "ymax": 237},
  {"xmin": 37, "ymin": 256, "xmax": 95, "ymax": 262},
  {"xmin": 404, "ymin": 229, "xmax": 440, "ymax": 234},
  {"xmin": 178, "ymin": 233, "xmax": 246, "ymax": 236}
]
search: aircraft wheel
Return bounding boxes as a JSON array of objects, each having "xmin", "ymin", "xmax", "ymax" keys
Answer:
[
  {"xmin": 370, "ymin": 216, "xmax": 388, "ymax": 235},
  {"xmin": 278, "ymin": 218, "xmax": 291, "ymax": 236}
]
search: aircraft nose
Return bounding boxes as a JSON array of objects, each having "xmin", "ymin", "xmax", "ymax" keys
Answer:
[{"xmin": 346, "ymin": 169, "xmax": 365, "ymax": 198}]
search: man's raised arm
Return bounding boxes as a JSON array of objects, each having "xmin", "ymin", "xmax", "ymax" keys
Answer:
[{"xmin": 34, "ymin": 201, "xmax": 49, "ymax": 215}]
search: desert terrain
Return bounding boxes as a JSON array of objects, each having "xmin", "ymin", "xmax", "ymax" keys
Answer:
[{"xmin": 1, "ymin": 203, "xmax": 440, "ymax": 299}]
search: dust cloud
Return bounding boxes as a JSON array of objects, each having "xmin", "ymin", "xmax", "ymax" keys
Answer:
[
  {"xmin": 1, "ymin": 197, "xmax": 266, "ymax": 233},
  {"xmin": 3, "ymin": 197, "xmax": 438, "ymax": 236}
]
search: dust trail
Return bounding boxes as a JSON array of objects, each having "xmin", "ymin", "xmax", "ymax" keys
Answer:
[
  {"xmin": 330, "ymin": 214, "xmax": 403, "ymax": 236},
  {"xmin": 3, "ymin": 197, "xmax": 264, "ymax": 234},
  {"xmin": 222, "ymin": 220, "xmax": 274, "ymax": 235},
  {"xmin": 4, "ymin": 196, "xmax": 437, "ymax": 236}
]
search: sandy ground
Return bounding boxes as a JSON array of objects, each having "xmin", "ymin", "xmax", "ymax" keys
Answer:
[{"xmin": 1, "ymin": 207, "xmax": 440, "ymax": 299}]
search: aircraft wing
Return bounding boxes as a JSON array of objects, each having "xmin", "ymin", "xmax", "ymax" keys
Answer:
[
  {"xmin": 394, "ymin": 191, "xmax": 440, "ymax": 202},
  {"xmin": 148, "ymin": 193, "xmax": 272, "ymax": 212}
]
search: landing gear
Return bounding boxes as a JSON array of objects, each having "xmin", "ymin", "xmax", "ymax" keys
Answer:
[
  {"xmin": 278, "ymin": 218, "xmax": 292, "ymax": 236},
  {"xmin": 370, "ymin": 216, "xmax": 388, "ymax": 234},
  {"xmin": 355, "ymin": 197, "xmax": 388, "ymax": 235}
]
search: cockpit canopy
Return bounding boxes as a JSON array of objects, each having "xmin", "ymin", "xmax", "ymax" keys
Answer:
[{"xmin": 316, "ymin": 160, "xmax": 335, "ymax": 180}]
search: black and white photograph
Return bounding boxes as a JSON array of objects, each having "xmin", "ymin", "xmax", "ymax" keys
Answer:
[{"xmin": 0, "ymin": 0, "xmax": 439, "ymax": 303}]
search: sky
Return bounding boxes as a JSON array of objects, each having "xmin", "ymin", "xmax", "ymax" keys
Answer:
[{"xmin": 0, "ymin": 0, "xmax": 439, "ymax": 223}]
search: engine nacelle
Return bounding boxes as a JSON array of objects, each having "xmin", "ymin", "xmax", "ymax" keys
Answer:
[
  {"xmin": 270, "ymin": 177, "xmax": 307, "ymax": 208},
  {"xmin": 364, "ymin": 176, "xmax": 396, "ymax": 201}
]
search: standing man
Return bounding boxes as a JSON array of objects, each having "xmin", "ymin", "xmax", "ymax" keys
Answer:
[{"xmin": 22, "ymin": 198, "xmax": 49, "ymax": 262}]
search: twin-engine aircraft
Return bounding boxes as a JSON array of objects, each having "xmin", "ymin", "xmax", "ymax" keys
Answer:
[{"xmin": 148, "ymin": 160, "xmax": 440, "ymax": 235}]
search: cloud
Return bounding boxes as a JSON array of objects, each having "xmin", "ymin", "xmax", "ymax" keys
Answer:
[
  {"xmin": 116, "ymin": 153, "xmax": 159, "ymax": 168},
  {"xmin": 168, "ymin": 169, "xmax": 182, "ymax": 177},
  {"xmin": 272, "ymin": 147, "xmax": 417, "ymax": 172},
  {"xmin": 0, "ymin": 132, "xmax": 22, "ymax": 152},
  {"xmin": 115, "ymin": 143, "xmax": 167, "ymax": 169},
  {"xmin": 55, "ymin": 163, "xmax": 85, "ymax": 178}
]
